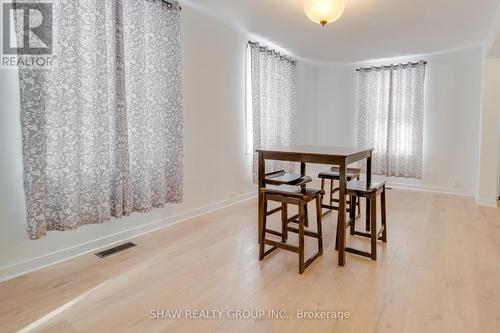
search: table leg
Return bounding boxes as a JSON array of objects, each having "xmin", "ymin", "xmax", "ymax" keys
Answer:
[
  {"xmin": 365, "ymin": 199, "xmax": 371, "ymax": 232},
  {"xmin": 366, "ymin": 151, "xmax": 373, "ymax": 232},
  {"xmin": 258, "ymin": 152, "xmax": 265, "ymax": 244},
  {"xmin": 366, "ymin": 151, "xmax": 372, "ymax": 186},
  {"xmin": 300, "ymin": 162, "xmax": 308, "ymax": 227},
  {"xmin": 338, "ymin": 161, "xmax": 346, "ymax": 266}
]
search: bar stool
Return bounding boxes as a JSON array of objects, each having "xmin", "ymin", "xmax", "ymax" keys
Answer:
[
  {"xmin": 335, "ymin": 180, "xmax": 387, "ymax": 260},
  {"xmin": 265, "ymin": 170, "xmax": 312, "ymax": 227},
  {"xmin": 318, "ymin": 166, "xmax": 361, "ymax": 217},
  {"xmin": 259, "ymin": 185, "xmax": 324, "ymax": 274}
]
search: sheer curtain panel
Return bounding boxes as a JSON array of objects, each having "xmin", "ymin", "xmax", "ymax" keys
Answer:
[
  {"xmin": 357, "ymin": 62, "xmax": 426, "ymax": 178},
  {"xmin": 18, "ymin": 0, "xmax": 183, "ymax": 239},
  {"xmin": 249, "ymin": 43, "xmax": 297, "ymax": 181}
]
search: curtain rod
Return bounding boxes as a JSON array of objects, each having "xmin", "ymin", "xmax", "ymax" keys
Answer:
[
  {"xmin": 150, "ymin": 0, "xmax": 182, "ymax": 10},
  {"xmin": 248, "ymin": 41, "xmax": 296, "ymax": 65},
  {"xmin": 356, "ymin": 61, "xmax": 427, "ymax": 72}
]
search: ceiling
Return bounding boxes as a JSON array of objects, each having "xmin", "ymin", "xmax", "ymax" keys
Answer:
[{"xmin": 185, "ymin": 0, "xmax": 500, "ymax": 64}]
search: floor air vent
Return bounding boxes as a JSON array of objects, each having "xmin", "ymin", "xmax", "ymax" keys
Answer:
[{"xmin": 95, "ymin": 242, "xmax": 137, "ymax": 258}]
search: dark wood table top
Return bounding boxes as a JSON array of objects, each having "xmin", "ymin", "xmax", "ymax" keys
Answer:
[
  {"xmin": 256, "ymin": 145, "xmax": 373, "ymax": 164},
  {"xmin": 256, "ymin": 145, "xmax": 373, "ymax": 157}
]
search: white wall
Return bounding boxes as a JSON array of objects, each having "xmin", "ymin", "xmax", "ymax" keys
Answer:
[
  {"xmin": 0, "ymin": 5, "xmax": 266, "ymax": 281},
  {"xmin": 0, "ymin": 5, "xmax": 489, "ymax": 282},
  {"xmin": 295, "ymin": 64, "xmax": 358, "ymax": 177},
  {"xmin": 297, "ymin": 47, "xmax": 484, "ymax": 196},
  {"xmin": 477, "ymin": 58, "xmax": 500, "ymax": 206},
  {"xmin": 296, "ymin": 63, "xmax": 319, "ymax": 144},
  {"xmin": 303, "ymin": 65, "xmax": 358, "ymax": 147}
]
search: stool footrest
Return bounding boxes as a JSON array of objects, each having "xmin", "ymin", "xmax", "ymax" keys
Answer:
[
  {"xmin": 352, "ymin": 226, "xmax": 385, "ymax": 240},
  {"xmin": 321, "ymin": 203, "xmax": 359, "ymax": 212},
  {"xmin": 345, "ymin": 247, "xmax": 372, "ymax": 258},
  {"xmin": 321, "ymin": 203, "xmax": 339, "ymax": 211},
  {"xmin": 353, "ymin": 231, "xmax": 371, "ymax": 238},
  {"xmin": 264, "ymin": 239, "xmax": 299, "ymax": 253},
  {"xmin": 263, "ymin": 246, "xmax": 278, "ymax": 257},
  {"xmin": 265, "ymin": 228, "xmax": 284, "ymax": 238},
  {"xmin": 287, "ymin": 213, "xmax": 309, "ymax": 228},
  {"xmin": 266, "ymin": 207, "xmax": 282, "ymax": 216},
  {"xmin": 321, "ymin": 209, "xmax": 333, "ymax": 217},
  {"xmin": 287, "ymin": 227, "xmax": 320, "ymax": 239},
  {"xmin": 303, "ymin": 251, "xmax": 323, "ymax": 270}
]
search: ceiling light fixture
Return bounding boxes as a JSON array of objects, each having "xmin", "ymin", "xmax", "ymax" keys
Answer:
[{"xmin": 304, "ymin": 0, "xmax": 345, "ymax": 27}]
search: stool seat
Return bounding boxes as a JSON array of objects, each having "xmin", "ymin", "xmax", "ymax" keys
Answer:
[
  {"xmin": 318, "ymin": 166, "xmax": 362, "ymax": 180},
  {"xmin": 262, "ymin": 185, "xmax": 323, "ymax": 200},
  {"xmin": 346, "ymin": 180, "xmax": 386, "ymax": 196},
  {"xmin": 265, "ymin": 170, "xmax": 312, "ymax": 186}
]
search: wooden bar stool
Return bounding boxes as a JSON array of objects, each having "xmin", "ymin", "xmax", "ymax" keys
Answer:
[
  {"xmin": 259, "ymin": 185, "xmax": 324, "ymax": 274},
  {"xmin": 335, "ymin": 180, "xmax": 387, "ymax": 260},
  {"xmin": 318, "ymin": 166, "xmax": 361, "ymax": 217},
  {"xmin": 265, "ymin": 170, "xmax": 312, "ymax": 227}
]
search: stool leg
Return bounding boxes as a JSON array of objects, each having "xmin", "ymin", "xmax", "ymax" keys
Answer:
[
  {"xmin": 381, "ymin": 185, "xmax": 387, "ymax": 243},
  {"xmin": 349, "ymin": 195, "xmax": 356, "ymax": 235},
  {"xmin": 357, "ymin": 176, "xmax": 361, "ymax": 216},
  {"xmin": 298, "ymin": 201, "xmax": 306, "ymax": 274},
  {"xmin": 259, "ymin": 194, "xmax": 268, "ymax": 260},
  {"xmin": 348, "ymin": 195, "xmax": 355, "ymax": 216},
  {"xmin": 365, "ymin": 198, "xmax": 371, "ymax": 232},
  {"xmin": 335, "ymin": 212, "xmax": 340, "ymax": 251},
  {"xmin": 320, "ymin": 178, "xmax": 325, "ymax": 205},
  {"xmin": 304, "ymin": 203, "xmax": 309, "ymax": 227},
  {"xmin": 315, "ymin": 195, "xmax": 323, "ymax": 255},
  {"xmin": 370, "ymin": 196, "xmax": 377, "ymax": 260},
  {"xmin": 330, "ymin": 179, "xmax": 334, "ymax": 204},
  {"xmin": 281, "ymin": 203, "xmax": 288, "ymax": 243}
]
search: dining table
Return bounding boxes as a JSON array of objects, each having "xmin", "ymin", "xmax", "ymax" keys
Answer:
[{"xmin": 256, "ymin": 145, "xmax": 374, "ymax": 266}]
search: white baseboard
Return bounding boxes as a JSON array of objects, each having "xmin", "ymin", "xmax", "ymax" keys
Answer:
[
  {"xmin": 386, "ymin": 181, "xmax": 475, "ymax": 197},
  {"xmin": 0, "ymin": 191, "xmax": 257, "ymax": 283},
  {"xmin": 475, "ymin": 198, "xmax": 499, "ymax": 208},
  {"xmin": 312, "ymin": 176, "xmax": 475, "ymax": 198}
]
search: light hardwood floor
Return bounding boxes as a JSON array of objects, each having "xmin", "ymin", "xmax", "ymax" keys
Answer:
[{"xmin": 1, "ymin": 189, "xmax": 499, "ymax": 333}]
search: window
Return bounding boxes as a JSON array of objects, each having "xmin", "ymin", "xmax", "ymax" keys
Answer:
[
  {"xmin": 18, "ymin": 0, "xmax": 183, "ymax": 239},
  {"xmin": 247, "ymin": 42, "xmax": 297, "ymax": 180},
  {"xmin": 357, "ymin": 62, "xmax": 426, "ymax": 178}
]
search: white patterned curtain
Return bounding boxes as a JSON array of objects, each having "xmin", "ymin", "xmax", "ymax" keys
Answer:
[
  {"xmin": 357, "ymin": 62, "xmax": 426, "ymax": 178},
  {"xmin": 18, "ymin": 0, "xmax": 183, "ymax": 240},
  {"xmin": 249, "ymin": 43, "xmax": 297, "ymax": 181}
]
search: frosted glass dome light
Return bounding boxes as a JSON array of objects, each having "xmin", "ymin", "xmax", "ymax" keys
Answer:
[{"xmin": 304, "ymin": 0, "xmax": 345, "ymax": 26}]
